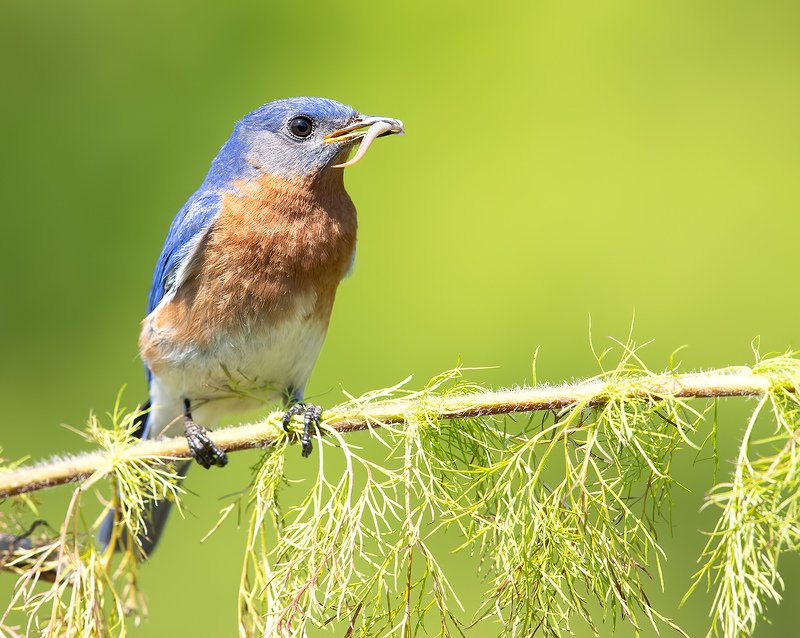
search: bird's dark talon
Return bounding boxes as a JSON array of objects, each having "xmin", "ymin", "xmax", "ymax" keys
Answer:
[
  {"xmin": 282, "ymin": 403, "xmax": 323, "ymax": 457},
  {"xmin": 301, "ymin": 404, "xmax": 323, "ymax": 457},
  {"xmin": 183, "ymin": 398, "xmax": 227, "ymax": 469},
  {"xmin": 184, "ymin": 420, "xmax": 228, "ymax": 469},
  {"xmin": 282, "ymin": 403, "xmax": 305, "ymax": 433}
]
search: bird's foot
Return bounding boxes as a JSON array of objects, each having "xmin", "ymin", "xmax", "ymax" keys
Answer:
[
  {"xmin": 282, "ymin": 403, "xmax": 323, "ymax": 457},
  {"xmin": 183, "ymin": 399, "xmax": 228, "ymax": 469},
  {"xmin": 184, "ymin": 420, "xmax": 228, "ymax": 468}
]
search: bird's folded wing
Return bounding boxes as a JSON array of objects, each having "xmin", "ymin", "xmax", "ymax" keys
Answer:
[{"xmin": 147, "ymin": 191, "xmax": 222, "ymax": 315}]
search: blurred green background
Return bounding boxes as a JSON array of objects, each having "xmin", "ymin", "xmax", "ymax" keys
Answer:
[{"xmin": 2, "ymin": 0, "xmax": 800, "ymax": 635}]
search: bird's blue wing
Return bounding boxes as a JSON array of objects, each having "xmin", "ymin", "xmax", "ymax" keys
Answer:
[{"xmin": 147, "ymin": 190, "xmax": 222, "ymax": 315}]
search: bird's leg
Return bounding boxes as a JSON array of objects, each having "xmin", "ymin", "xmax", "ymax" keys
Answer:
[
  {"xmin": 282, "ymin": 403, "xmax": 323, "ymax": 458},
  {"xmin": 183, "ymin": 399, "xmax": 228, "ymax": 469}
]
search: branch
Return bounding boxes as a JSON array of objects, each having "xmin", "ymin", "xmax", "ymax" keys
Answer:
[
  {"xmin": 4, "ymin": 352, "xmax": 800, "ymax": 637},
  {"xmin": 0, "ymin": 367, "xmax": 778, "ymax": 498}
]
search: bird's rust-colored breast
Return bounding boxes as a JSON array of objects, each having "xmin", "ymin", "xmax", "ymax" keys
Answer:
[{"xmin": 141, "ymin": 171, "xmax": 357, "ymax": 365}]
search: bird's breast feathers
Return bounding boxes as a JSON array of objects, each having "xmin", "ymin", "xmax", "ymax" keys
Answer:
[{"xmin": 140, "ymin": 171, "xmax": 356, "ymax": 401}]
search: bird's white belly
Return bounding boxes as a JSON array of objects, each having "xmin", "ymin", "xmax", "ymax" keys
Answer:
[{"xmin": 146, "ymin": 307, "xmax": 328, "ymax": 438}]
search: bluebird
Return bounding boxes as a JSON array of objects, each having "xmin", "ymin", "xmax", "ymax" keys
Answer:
[{"xmin": 99, "ymin": 97, "xmax": 403, "ymax": 555}]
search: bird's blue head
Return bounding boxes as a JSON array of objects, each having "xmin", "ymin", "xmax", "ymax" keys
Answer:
[{"xmin": 206, "ymin": 97, "xmax": 403, "ymax": 185}]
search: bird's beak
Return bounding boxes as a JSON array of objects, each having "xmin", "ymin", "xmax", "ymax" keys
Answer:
[{"xmin": 324, "ymin": 115, "xmax": 404, "ymax": 168}]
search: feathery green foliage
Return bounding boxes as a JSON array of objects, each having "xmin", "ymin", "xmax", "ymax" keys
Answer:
[
  {"xmin": 1, "ymin": 396, "xmax": 184, "ymax": 636},
  {"xmin": 2, "ymin": 342, "xmax": 800, "ymax": 637},
  {"xmin": 686, "ymin": 352, "xmax": 800, "ymax": 637}
]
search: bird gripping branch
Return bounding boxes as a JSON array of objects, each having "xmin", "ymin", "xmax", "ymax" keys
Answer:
[{"xmin": 98, "ymin": 97, "xmax": 404, "ymax": 556}]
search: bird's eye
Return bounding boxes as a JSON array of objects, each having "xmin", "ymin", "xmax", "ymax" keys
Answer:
[{"xmin": 288, "ymin": 116, "xmax": 314, "ymax": 139}]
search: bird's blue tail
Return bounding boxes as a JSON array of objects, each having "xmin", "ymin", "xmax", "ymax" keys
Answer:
[{"xmin": 97, "ymin": 402, "xmax": 190, "ymax": 557}]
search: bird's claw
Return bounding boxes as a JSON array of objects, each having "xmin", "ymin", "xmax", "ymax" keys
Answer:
[
  {"xmin": 184, "ymin": 420, "xmax": 228, "ymax": 469},
  {"xmin": 282, "ymin": 403, "xmax": 323, "ymax": 457},
  {"xmin": 281, "ymin": 403, "xmax": 305, "ymax": 433}
]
